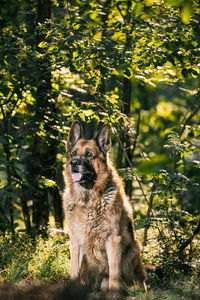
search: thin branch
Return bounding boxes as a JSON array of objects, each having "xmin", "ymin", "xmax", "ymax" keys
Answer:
[
  {"xmin": 114, "ymin": 126, "xmax": 165, "ymax": 243},
  {"xmin": 5, "ymin": 89, "xmax": 16, "ymax": 105},
  {"xmin": 143, "ymin": 182, "xmax": 156, "ymax": 246},
  {"xmin": 113, "ymin": 126, "xmax": 149, "ymax": 205},
  {"xmin": 179, "ymin": 220, "xmax": 200, "ymax": 252},
  {"xmin": 114, "ymin": 1, "xmax": 125, "ymax": 22},
  {"xmin": 0, "ymin": 89, "xmax": 20, "ymax": 119},
  {"xmin": 132, "ymin": 109, "xmax": 140, "ymax": 155},
  {"xmin": 180, "ymin": 108, "xmax": 191, "ymax": 131},
  {"xmin": 180, "ymin": 104, "xmax": 200, "ymax": 138},
  {"xmin": 0, "ymin": 101, "xmax": 6, "ymax": 121}
]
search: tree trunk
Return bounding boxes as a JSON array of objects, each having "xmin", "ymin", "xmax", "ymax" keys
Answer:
[
  {"xmin": 31, "ymin": 0, "xmax": 63, "ymax": 230},
  {"xmin": 20, "ymin": 185, "xmax": 31, "ymax": 232},
  {"xmin": 99, "ymin": 0, "xmax": 112, "ymax": 95},
  {"xmin": 3, "ymin": 122, "xmax": 14, "ymax": 232},
  {"xmin": 117, "ymin": 0, "xmax": 135, "ymax": 198},
  {"xmin": 122, "ymin": 77, "xmax": 133, "ymax": 197},
  {"xmin": 51, "ymin": 186, "xmax": 63, "ymax": 229}
]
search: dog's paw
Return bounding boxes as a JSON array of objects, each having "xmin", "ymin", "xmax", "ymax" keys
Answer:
[
  {"xmin": 109, "ymin": 278, "xmax": 120, "ymax": 292},
  {"xmin": 100, "ymin": 277, "xmax": 109, "ymax": 293}
]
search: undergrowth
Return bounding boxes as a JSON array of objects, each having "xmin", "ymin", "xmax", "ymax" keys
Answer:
[
  {"xmin": 0, "ymin": 231, "xmax": 199, "ymax": 299},
  {"xmin": 0, "ymin": 232, "xmax": 70, "ymax": 282}
]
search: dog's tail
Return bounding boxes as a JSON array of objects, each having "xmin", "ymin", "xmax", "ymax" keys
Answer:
[
  {"xmin": 133, "ymin": 257, "xmax": 147, "ymax": 291},
  {"xmin": 121, "ymin": 241, "xmax": 147, "ymax": 291}
]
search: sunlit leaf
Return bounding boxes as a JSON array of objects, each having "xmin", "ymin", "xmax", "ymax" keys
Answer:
[
  {"xmin": 83, "ymin": 109, "xmax": 94, "ymax": 117},
  {"xmin": 179, "ymin": 87, "xmax": 199, "ymax": 95},
  {"xmin": 93, "ymin": 32, "xmax": 102, "ymax": 41},
  {"xmin": 123, "ymin": 68, "xmax": 133, "ymax": 79},
  {"xmin": 38, "ymin": 41, "xmax": 48, "ymax": 48},
  {"xmin": 18, "ymin": 102, "xmax": 27, "ymax": 114},
  {"xmin": 73, "ymin": 51, "xmax": 78, "ymax": 59},
  {"xmin": 144, "ymin": 0, "xmax": 154, "ymax": 6},
  {"xmin": 111, "ymin": 31, "xmax": 126, "ymax": 42},
  {"xmin": 181, "ymin": 2, "xmax": 193, "ymax": 24}
]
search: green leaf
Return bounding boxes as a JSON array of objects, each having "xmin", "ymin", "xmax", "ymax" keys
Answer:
[
  {"xmin": 38, "ymin": 41, "xmax": 48, "ymax": 48},
  {"xmin": 48, "ymin": 45, "xmax": 58, "ymax": 53},
  {"xmin": 144, "ymin": 0, "xmax": 154, "ymax": 6},
  {"xmin": 181, "ymin": 2, "xmax": 193, "ymax": 24},
  {"xmin": 79, "ymin": 113, "xmax": 86, "ymax": 121},
  {"xmin": 123, "ymin": 68, "xmax": 133, "ymax": 79},
  {"xmin": 93, "ymin": 32, "xmax": 102, "ymax": 42},
  {"xmin": 111, "ymin": 31, "xmax": 126, "ymax": 42},
  {"xmin": 163, "ymin": 126, "xmax": 177, "ymax": 136},
  {"xmin": 83, "ymin": 109, "xmax": 94, "ymax": 117}
]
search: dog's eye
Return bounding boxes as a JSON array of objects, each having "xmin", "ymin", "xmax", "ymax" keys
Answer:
[
  {"xmin": 85, "ymin": 151, "xmax": 93, "ymax": 158},
  {"xmin": 71, "ymin": 150, "xmax": 77, "ymax": 157}
]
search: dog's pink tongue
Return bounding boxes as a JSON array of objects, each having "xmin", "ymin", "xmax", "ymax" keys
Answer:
[{"xmin": 72, "ymin": 173, "xmax": 83, "ymax": 182}]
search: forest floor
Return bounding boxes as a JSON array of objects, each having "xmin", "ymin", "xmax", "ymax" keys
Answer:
[
  {"xmin": 0, "ymin": 232, "xmax": 199, "ymax": 300},
  {"xmin": 0, "ymin": 275, "xmax": 200, "ymax": 300}
]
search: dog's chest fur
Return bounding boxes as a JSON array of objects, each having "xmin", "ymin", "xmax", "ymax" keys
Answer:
[
  {"xmin": 64, "ymin": 185, "xmax": 119, "ymax": 232},
  {"xmin": 64, "ymin": 185, "xmax": 121, "ymax": 264}
]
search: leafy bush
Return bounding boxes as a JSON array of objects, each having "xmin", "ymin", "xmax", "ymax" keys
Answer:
[
  {"xmin": 0, "ymin": 233, "xmax": 70, "ymax": 282},
  {"xmin": 0, "ymin": 233, "xmax": 34, "ymax": 281},
  {"xmin": 28, "ymin": 235, "xmax": 70, "ymax": 280},
  {"xmin": 137, "ymin": 128, "xmax": 200, "ymax": 277}
]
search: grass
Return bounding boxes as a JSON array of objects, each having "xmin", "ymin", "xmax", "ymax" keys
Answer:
[
  {"xmin": 130, "ymin": 277, "xmax": 200, "ymax": 300},
  {"xmin": 0, "ymin": 232, "xmax": 70, "ymax": 282},
  {"xmin": 0, "ymin": 231, "xmax": 199, "ymax": 299}
]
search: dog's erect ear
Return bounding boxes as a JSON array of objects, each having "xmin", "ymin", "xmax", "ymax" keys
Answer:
[
  {"xmin": 95, "ymin": 124, "xmax": 111, "ymax": 155},
  {"xmin": 67, "ymin": 121, "xmax": 83, "ymax": 151}
]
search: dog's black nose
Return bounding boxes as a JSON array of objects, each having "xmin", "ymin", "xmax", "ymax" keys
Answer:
[{"xmin": 70, "ymin": 159, "xmax": 82, "ymax": 166}]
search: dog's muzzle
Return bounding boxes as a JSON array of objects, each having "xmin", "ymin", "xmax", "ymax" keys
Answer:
[{"xmin": 70, "ymin": 159, "xmax": 94, "ymax": 182}]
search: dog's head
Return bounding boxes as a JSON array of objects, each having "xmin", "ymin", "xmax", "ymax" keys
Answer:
[{"xmin": 66, "ymin": 121, "xmax": 111, "ymax": 187}]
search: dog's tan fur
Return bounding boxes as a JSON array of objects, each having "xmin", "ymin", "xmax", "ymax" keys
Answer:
[{"xmin": 63, "ymin": 121, "xmax": 146, "ymax": 292}]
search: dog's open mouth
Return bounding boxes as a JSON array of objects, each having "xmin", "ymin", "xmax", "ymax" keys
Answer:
[{"xmin": 71, "ymin": 172, "xmax": 83, "ymax": 182}]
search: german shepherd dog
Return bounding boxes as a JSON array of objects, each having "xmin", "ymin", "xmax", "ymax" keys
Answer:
[{"xmin": 63, "ymin": 121, "xmax": 146, "ymax": 293}]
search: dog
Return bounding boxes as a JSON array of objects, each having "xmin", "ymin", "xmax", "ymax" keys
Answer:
[{"xmin": 63, "ymin": 121, "xmax": 146, "ymax": 293}]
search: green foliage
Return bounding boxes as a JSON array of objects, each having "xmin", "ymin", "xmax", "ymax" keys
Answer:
[
  {"xmin": 0, "ymin": 233, "xmax": 70, "ymax": 282},
  {"xmin": 140, "ymin": 126, "xmax": 200, "ymax": 274},
  {"xmin": 0, "ymin": 0, "xmax": 200, "ymax": 289},
  {"xmin": 0, "ymin": 231, "xmax": 199, "ymax": 299},
  {"xmin": 27, "ymin": 235, "xmax": 70, "ymax": 280},
  {"xmin": 0, "ymin": 233, "xmax": 34, "ymax": 281},
  {"xmin": 128, "ymin": 276, "xmax": 200, "ymax": 300}
]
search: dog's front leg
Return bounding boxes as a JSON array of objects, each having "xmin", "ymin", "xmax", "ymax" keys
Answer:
[
  {"xmin": 106, "ymin": 235, "xmax": 121, "ymax": 292},
  {"xmin": 70, "ymin": 236, "xmax": 80, "ymax": 279}
]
